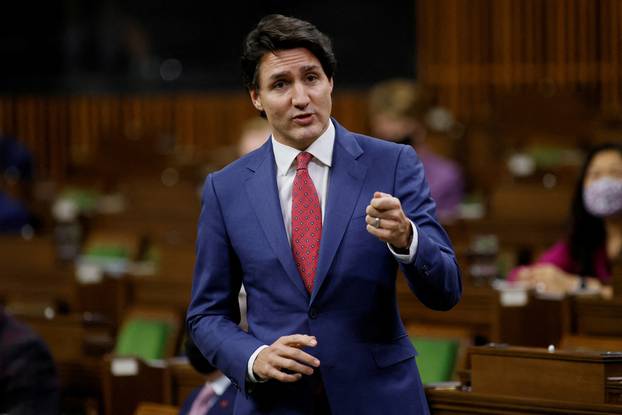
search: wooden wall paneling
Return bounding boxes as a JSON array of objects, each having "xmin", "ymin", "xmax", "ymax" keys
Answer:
[
  {"xmin": 173, "ymin": 95, "xmax": 194, "ymax": 160},
  {"xmin": 612, "ymin": 0, "xmax": 621, "ymax": 111},
  {"xmin": 417, "ymin": 0, "xmax": 622, "ymax": 120},
  {"xmin": 0, "ymin": 97, "xmax": 12, "ymax": 133}
]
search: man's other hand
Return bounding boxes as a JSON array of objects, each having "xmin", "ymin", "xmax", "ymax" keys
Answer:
[{"xmin": 252, "ymin": 334, "xmax": 320, "ymax": 382}]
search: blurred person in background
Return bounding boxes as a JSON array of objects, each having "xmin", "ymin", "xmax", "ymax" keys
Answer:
[
  {"xmin": 510, "ymin": 142, "xmax": 622, "ymax": 297},
  {"xmin": 368, "ymin": 79, "xmax": 464, "ymax": 220},
  {"xmin": 181, "ymin": 287, "xmax": 247, "ymax": 415},
  {"xmin": 180, "ymin": 336, "xmax": 235, "ymax": 415},
  {"xmin": 0, "ymin": 307, "xmax": 59, "ymax": 415},
  {"xmin": 0, "ymin": 134, "xmax": 37, "ymax": 234},
  {"xmin": 237, "ymin": 117, "xmax": 271, "ymax": 157}
]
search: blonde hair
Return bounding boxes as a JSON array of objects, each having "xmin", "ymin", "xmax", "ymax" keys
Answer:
[{"xmin": 368, "ymin": 79, "xmax": 433, "ymax": 120}]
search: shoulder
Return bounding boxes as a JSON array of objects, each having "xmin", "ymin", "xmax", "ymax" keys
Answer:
[
  {"xmin": 536, "ymin": 239, "xmax": 574, "ymax": 270},
  {"xmin": 203, "ymin": 142, "xmax": 271, "ymax": 192},
  {"xmin": 1, "ymin": 312, "xmax": 47, "ymax": 355}
]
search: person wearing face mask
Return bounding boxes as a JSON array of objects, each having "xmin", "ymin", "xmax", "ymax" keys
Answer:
[
  {"xmin": 509, "ymin": 142, "xmax": 622, "ymax": 297},
  {"xmin": 368, "ymin": 79, "xmax": 465, "ymax": 221}
]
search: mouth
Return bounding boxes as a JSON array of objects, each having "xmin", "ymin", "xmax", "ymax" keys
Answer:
[{"xmin": 292, "ymin": 113, "xmax": 314, "ymax": 125}]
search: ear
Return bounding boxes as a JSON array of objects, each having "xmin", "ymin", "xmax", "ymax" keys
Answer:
[
  {"xmin": 249, "ymin": 89, "xmax": 263, "ymax": 112},
  {"xmin": 328, "ymin": 77, "xmax": 334, "ymax": 94}
]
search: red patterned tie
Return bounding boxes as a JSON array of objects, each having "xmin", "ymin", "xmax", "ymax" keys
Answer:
[{"xmin": 292, "ymin": 151, "xmax": 322, "ymax": 293}]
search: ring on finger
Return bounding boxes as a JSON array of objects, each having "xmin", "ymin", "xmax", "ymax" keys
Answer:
[{"xmin": 373, "ymin": 217, "xmax": 381, "ymax": 228}]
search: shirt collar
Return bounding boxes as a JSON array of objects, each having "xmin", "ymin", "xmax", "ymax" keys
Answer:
[
  {"xmin": 271, "ymin": 120, "xmax": 335, "ymax": 175},
  {"xmin": 208, "ymin": 374, "xmax": 231, "ymax": 396}
]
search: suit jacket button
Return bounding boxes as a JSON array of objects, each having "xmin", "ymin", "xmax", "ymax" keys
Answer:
[
  {"xmin": 308, "ymin": 308, "xmax": 318, "ymax": 319},
  {"xmin": 422, "ymin": 265, "xmax": 430, "ymax": 276}
]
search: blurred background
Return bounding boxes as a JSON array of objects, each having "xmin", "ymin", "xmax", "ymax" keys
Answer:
[{"xmin": 1, "ymin": 1, "xmax": 622, "ymax": 414}]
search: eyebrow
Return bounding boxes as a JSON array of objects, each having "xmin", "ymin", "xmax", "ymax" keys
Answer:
[{"xmin": 267, "ymin": 65, "xmax": 322, "ymax": 82}]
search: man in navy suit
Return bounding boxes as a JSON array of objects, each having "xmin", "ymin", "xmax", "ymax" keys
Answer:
[{"xmin": 187, "ymin": 14, "xmax": 461, "ymax": 414}]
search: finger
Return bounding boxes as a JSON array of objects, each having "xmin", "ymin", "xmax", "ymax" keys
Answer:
[
  {"xmin": 276, "ymin": 345, "xmax": 320, "ymax": 368},
  {"xmin": 374, "ymin": 191, "xmax": 391, "ymax": 199},
  {"xmin": 366, "ymin": 224, "xmax": 393, "ymax": 242},
  {"xmin": 276, "ymin": 334, "xmax": 317, "ymax": 348},
  {"xmin": 370, "ymin": 196, "xmax": 401, "ymax": 211},
  {"xmin": 365, "ymin": 215, "xmax": 401, "ymax": 230},
  {"xmin": 365, "ymin": 205, "xmax": 402, "ymax": 221},
  {"xmin": 266, "ymin": 367, "xmax": 303, "ymax": 383},
  {"xmin": 271, "ymin": 355, "xmax": 315, "ymax": 376}
]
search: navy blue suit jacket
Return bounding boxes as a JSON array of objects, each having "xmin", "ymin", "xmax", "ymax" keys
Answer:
[{"xmin": 187, "ymin": 120, "xmax": 461, "ymax": 414}]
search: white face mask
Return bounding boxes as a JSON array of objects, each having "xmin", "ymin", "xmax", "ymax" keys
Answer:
[{"xmin": 583, "ymin": 176, "xmax": 622, "ymax": 217}]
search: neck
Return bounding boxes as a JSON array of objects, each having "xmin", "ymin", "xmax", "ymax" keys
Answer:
[
  {"xmin": 605, "ymin": 216, "xmax": 622, "ymax": 259},
  {"xmin": 606, "ymin": 216, "xmax": 622, "ymax": 237}
]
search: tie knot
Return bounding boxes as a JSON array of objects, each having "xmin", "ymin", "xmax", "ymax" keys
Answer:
[{"xmin": 296, "ymin": 151, "xmax": 313, "ymax": 170}]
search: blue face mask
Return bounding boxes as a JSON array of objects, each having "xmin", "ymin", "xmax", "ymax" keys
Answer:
[{"xmin": 583, "ymin": 176, "xmax": 622, "ymax": 217}]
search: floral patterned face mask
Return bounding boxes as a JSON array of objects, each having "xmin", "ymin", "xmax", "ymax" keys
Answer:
[{"xmin": 583, "ymin": 176, "xmax": 622, "ymax": 218}]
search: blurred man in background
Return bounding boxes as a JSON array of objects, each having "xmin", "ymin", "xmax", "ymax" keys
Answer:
[
  {"xmin": 0, "ymin": 134, "xmax": 36, "ymax": 233},
  {"xmin": 0, "ymin": 307, "xmax": 59, "ymax": 415}
]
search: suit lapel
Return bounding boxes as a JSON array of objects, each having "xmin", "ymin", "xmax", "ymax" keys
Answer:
[
  {"xmin": 244, "ymin": 142, "xmax": 309, "ymax": 299},
  {"xmin": 311, "ymin": 122, "xmax": 367, "ymax": 304}
]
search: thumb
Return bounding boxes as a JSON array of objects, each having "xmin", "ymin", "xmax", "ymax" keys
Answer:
[{"xmin": 374, "ymin": 191, "xmax": 391, "ymax": 198}]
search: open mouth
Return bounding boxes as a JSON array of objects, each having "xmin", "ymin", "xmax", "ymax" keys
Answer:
[{"xmin": 293, "ymin": 113, "xmax": 314, "ymax": 124}]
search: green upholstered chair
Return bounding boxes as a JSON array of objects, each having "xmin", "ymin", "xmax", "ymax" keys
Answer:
[
  {"xmin": 411, "ymin": 337, "xmax": 459, "ymax": 384},
  {"xmin": 114, "ymin": 307, "xmax": 180, "ymax": 361},
  {"xmin": 115, "ymin": 318, "xmax": 172, "ymax": 360}
]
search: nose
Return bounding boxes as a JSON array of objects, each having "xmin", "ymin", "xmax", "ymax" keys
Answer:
[{"xmin": 291, "ymin": 82, "xmax": 310, "ymax": 108}]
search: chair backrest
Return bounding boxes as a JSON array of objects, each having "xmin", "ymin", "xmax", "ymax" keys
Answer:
[
  {"xmin": 408, "ymin": 323, "xmax": 473, "ymax": 385},
  {"xmin": 115, "ymin": 306, "xmax": 181, "ymax": 360},
  {"xmin": 102, "ymin": 356, "xmax": 171, "ymax": 415},
  {"xmin": 411, "ymin": 337, "xmax": 459, "ymax": 384},
  {"xmin": 134, "ymin": 402, "xmax": 179, "ymax": 415}
]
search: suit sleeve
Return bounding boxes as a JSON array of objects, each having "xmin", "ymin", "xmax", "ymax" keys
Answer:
[
  {"xmin": 186, "ymin": 173, "xmax": 264, "ymax": 396},
  {"xmin": 394, "ymin": 145, "xmax": 462, "ymax": 311}
]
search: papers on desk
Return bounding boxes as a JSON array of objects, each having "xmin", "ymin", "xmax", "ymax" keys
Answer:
[{"xmin": 492, "ymin": 279, "xmax": 529, "ymax": 306}]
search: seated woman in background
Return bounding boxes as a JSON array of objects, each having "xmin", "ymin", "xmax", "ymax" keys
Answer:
[{"xmin": 510, "ymin": 142, "xmax": 622, "ymax": 297}]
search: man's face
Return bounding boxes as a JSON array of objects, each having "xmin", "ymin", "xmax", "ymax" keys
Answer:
[{"xmin": 250, "ymin": 48, "xmax": 333, "ymax": 150}]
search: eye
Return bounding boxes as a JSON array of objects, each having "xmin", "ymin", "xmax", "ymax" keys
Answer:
[
  {"xmin": 306, "ymin": 73, "xmax": 319, "ymax": 82},
  {"xmin": 272, "ymin": 80, "xmax": 287, "ymax": 90}
]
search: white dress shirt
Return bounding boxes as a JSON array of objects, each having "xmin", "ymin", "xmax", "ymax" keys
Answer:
[{"xmin": 246, "ymin": 120, "xmax": 419, "ymax": 382}]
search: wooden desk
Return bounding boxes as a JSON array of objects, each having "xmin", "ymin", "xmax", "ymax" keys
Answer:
[
  {"xmin": 427, "ymin": 388, "xmax": 622, "ymax": 414},
  {"xmin": 103, "ymin": 356, "xmax": 171, "ymax": 415},
  {"xmin": 17, "ymin": 312, "xmax": 114, "ymax": 363},
  {"xmin": 495, "ymin": 292, "xmax": 572, "ymax": 348},
  {"xmin": 0, "ymin": 236, "xmax": 75, "ymax": 307},
  {"xmin": 398, "ymin": 279, "xmax": 496, "ymax": 341},
  {"xmin": 130, "ymin": 276, "xmax": 192, "ymax": 318},
  {"xmin": 15, "ymin": 312, "xmax": 114, "ymax": 414},
  {"xmin": 574, "ymin": 297, "xmax": 622, "ymax": 337},
  {"xmin": 400, "ymin": 279, "xmax": 585, "ymax": 348},
  {"xmin": 469, "ymin": 345, "xmax": 622, "ymax": 404},
  {"xmin": 426, "ymin": 344, "xmax": 622, "ymax": 414}
]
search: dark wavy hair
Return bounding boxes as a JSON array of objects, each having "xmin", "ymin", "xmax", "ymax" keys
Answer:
[
  {"xmin": 241, "ymin": 14, "xmax": 337, "ymax": 91},
  {"xmin": 568, "ymin": 142, "xmax": 622, "ymax": 275}
]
